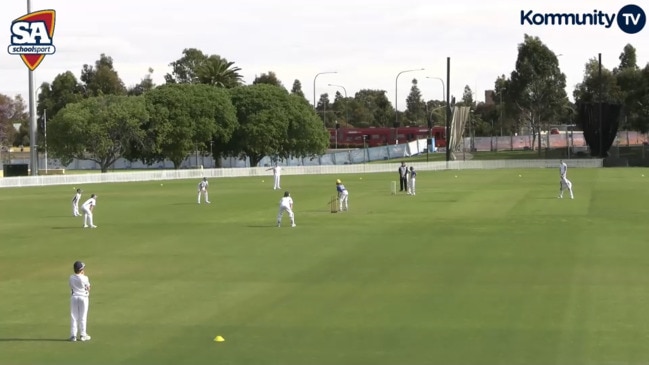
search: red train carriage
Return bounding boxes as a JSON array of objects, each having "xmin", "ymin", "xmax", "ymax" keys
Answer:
[{"xmin": 328, "ymin": 126, "xmax": 447, "ymax": 149}]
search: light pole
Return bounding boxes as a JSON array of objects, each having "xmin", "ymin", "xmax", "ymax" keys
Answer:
[
  {"xmin": 395, "ymin": 68, "xmax": 424, "ymax": 144},
  {"xmin": 43, "ymin": 109, "xmax": 47, "ymax": 174},
  {"xmin": 328, "ymin": 83, "xmax": 349, "ymax": 124},
  {"xmin": 27, "ymin": 0, "xmax": 38, "ymax": 175},
  {"xmin": 425, "ymin": 76, "xmax": 446, "ymax": 103},
  {"xmin": 313, "ymin": 71, "xmax": 337, "ymax": 113}
]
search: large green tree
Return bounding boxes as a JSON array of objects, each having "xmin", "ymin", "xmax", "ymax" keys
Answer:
[
  {"xmin": 573, "ymin": 59, "xmax": 623, "ymax": 104},
  {"xmin": 37, "ymin": 71, "xmax": 84, "ymax": 123},
  {"xmin": 506, "ymin": 34, "xmax": 568, "ymax": 153},
  {"xmin": 353, "ymin": 89, "xmax": 394, "ymax": 127},
  {"xmin": 227, "ymin": 84, "xmax": 291, "ymax": 166},
  {"xmin": 140, "ymin": 83, "xmax": 237, "ymax": 168},
  {"xmin": 283, "ymin": 94, "xmax": 330, "ymax": 160},
  {"xmin": 48, "ymin": 95, "xmax": 147, "ymax": 172},
  {"xmin": 227, "ymin": 84, "xmax": 326, "ymax": 166}
]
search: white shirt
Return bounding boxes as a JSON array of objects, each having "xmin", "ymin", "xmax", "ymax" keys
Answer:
[
  {"xmin": 273, "ymin": 166, "xmax": 281, "ymax": 176},
  {"xmin": 72, "ymin": 193, "xmax": 81, "ymax": 205},
  {"xmin": 560, "ymin": 163, "xmax": 568, "ymax": 178},
  {"xmin": 82, "ymin": 198, "xmax": 96, "ymax": 210},
  {"xmin": 69, "ymin": 273, "xmax": 90, "ymax": 297},
  {"xmin": 198, "ymin": 180, "xmax": 208, "ymax": 191},
  {"xmin": 279, "ymin": 196, "xmax": 293, "ymax": 208}
]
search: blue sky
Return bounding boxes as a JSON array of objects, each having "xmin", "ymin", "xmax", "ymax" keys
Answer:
[{"xmin": 1, "ymin": 0, "xmax": 647, "ymax": 108}]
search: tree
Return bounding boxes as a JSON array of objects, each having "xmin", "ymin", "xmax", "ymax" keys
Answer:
[
  {"xmin": 461, "ymin": 85, "xmax": 474, "ymax": 107},
  {"xmin": 507, "ymin": 34, "xmax": 568, "ymax": 153},
  {"xmin": 353, "ymin": 89, "xmax": 394, "ymax": 127},
  {"xmin": 11, "ymin": 95, "xmax": 29, "ymax": 146},
  {"xmin": 331, "ymin": 91, "xmax": 351, "ymax": 126},
  {"xmin": 405, "ymin": 78, "xmax": 425, "ymax": 124},
  {"xmin": 165, "ymin": 49, "xmax": 243, "ymax": 87},
  {"xmin": 80, "ymin": 54, "xmax": 127, "ymax": 97},
  {"xmin": 253, "ymin": 71, "xmax": 285, "ymax": 89},
  {"xmin": 290, "ymin": 79, "xmax": 306, "ymax": 98},
  {"xmin": 226, "ymin": 84, "xmax": 292, "ymax": 166},
  {"xmin": 164, "ymin": 48, "xmax": 208, "ymax": 84},
  {"xmin": 316, "ymin": 93, "xmax": 334, "ymax": 127},
  {"xmin": 617, "ymin": 44, "xmax": 638, "ymax": 71},
  {"xmin": 612, "ymin": 44, "xmax": 646, "ymax": 132},
  {"xmin": 283, "ymin": 94, "xmax": 330, "ymax": 161},
  {"xmin": 48, "ymin": 95, "xmax": 147, "ymax": 172},
  {"xmin": 141, "ymin": 84, "xmax": 237, "ymax": 168},
  {"xmin": 573, "ymin": 58, "xmax": 623, "ymax": 104},
  {"xmin": 0, "ymin": 94, "xmax": 28, "ymax": 148},
  {"xmin": 37, "ymin": 71, "xmax": 85, "ymax": 121},
  {"xmin": 128, "ymin": 67, "xmax": 156, "ymax": 96},
  {"xmin": 196, "ymin": 55, "xmax": 243, "ymax": 88},
  {"xmin": 425, "ymin": 99, "xmax": 446, "ymax": 126}
]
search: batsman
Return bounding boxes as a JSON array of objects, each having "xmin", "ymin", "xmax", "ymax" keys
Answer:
[{"xmin": 335, "ymin": 179, "xmax": 349, "ymax": 212}]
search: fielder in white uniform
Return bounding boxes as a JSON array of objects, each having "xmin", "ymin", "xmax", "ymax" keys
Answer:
[
  {"xmin": 72, "ymin": 189, "xmax": 82, "ymax": 216},
  {"xmin": 69, "ymin": 261, "xmax": 91, "ymax": 342},
  {"xmin": 559, "ymin": 160, "xmax": 574, "ymax": 199},
  {"xmin": 408, "ymin": 167, "xmax": 417, "ymax": 195},
  {"xmin": 197, "ymin": 177, "xmax": 210, "ymax": 204},
  {"xmin": 82, "ymin": 194, "xmax": 98, "ymax": 228},
  {"xmin": 267, "ymin": 165, "xmax": 281, "ymax": 190},
  {"xmin": 336, "ymin": 179, "xmax": 349, "ymax": 211},
  {"xmin": 277, "ymin": 191, "xmax": 296, "ymax": 227}
]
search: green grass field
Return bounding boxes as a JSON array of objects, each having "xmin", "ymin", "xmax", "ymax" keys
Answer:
[{"xmin": 2, "ymin": 168, "xmax": 649, "ymax": 365}]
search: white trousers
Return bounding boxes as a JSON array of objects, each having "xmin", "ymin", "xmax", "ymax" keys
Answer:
[
  {"xmin": 273, "ymin": 175, "xmax": 281, "ymax": 190},
  {"xmin": 73, "ymin": 203, "xmax": 80, "ymax": 216},
  {"xmin": 339, "ymin": 190, "xmax": 349, "ymax": 211},
  {"xmin": 197, "ymin": 189, "xmax": 209, "ymax": 203},
  {"xmin": 83, "ymin": 208, "xmax": 94, "ymax": 227},
  {"xmin": 70, "ymin": 295, "xmax": 89, "ymax": 337},
  {"xmin": 409, "ymin": 178, "xmax": 416, "ymax": 195},
  {"xmin": 277, "ymin": 205, "xmax": 294, "ymax": 225},
  {"xmin": 560, "ymin": 177, "xmax": 574, "ymax": 197}
]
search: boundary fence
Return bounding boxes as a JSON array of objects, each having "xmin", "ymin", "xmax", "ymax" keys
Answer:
[{"xmin": 0, "ymin": 159, "xmax": 604, "ymax": 188}]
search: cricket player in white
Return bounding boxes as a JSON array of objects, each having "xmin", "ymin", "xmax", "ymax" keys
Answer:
[
  {"xmin": 408, "ymin": 166, "xmax": 417, "ymax": 195},
  {"xmin": 72, "ymin": 189, "xmax": 82, "ymax": 216},
  {"xmin": 277, "ymin": 191, "xmax": 296, "ymax": 227},
  {"xmin": 197, "ymin": 177, "xmax": 210, "ymax": 204},
  {"xmin": 82, "ymin": 194, "xmax": 98, "ymax": 228},
  {"xmin": 336, "ymin": 179, "xmax": 349, "ymax": 211},
  {"xmin": 267, "ymin": 164, "xmax": 281, "ymax": 190},
  {"xmin": 69, "ymin": 261, "xmax": 91, "ymax": 342},
  {"xmin": 559, "ymin": 160, "xmax": 574, "ymax": 199}
]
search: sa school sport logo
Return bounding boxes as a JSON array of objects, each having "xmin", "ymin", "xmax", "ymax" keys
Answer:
[
  {"xmin": 7, "ymin": 9, "xmax": 56, "ymax": 71},
  {"xmin": 520, "ymin": 4, "xmax": 646, "ymax": 34}
]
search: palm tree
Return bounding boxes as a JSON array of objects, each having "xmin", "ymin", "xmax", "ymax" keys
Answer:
[{"xmin": 197, "ymin": 56, "xmax": 243, "ymax": 88}]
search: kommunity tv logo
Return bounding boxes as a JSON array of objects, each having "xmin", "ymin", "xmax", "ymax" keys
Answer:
[{"xmin": 520, "ymin": 4, "xmax": 646, "ymax": 34}]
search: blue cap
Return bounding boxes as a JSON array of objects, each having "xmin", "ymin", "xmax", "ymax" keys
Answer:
[{"xmin": 73, "ymin": 261, "xmax": 85, "ymax": 273}]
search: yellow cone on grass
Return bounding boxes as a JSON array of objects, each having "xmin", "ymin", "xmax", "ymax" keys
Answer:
[{"xmin": 214, "ymin": 335, "xmax": 225, "ymax": 342}]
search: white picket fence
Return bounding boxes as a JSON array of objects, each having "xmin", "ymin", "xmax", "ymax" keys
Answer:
[{"xmin": 0, "ymin": 159, "xmax": 604, "ymax": 189}]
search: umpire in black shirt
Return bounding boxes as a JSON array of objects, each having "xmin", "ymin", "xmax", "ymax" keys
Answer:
[{"xmin": 398, "ymin": 162, "xmax": 408, "ymax": 192}]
